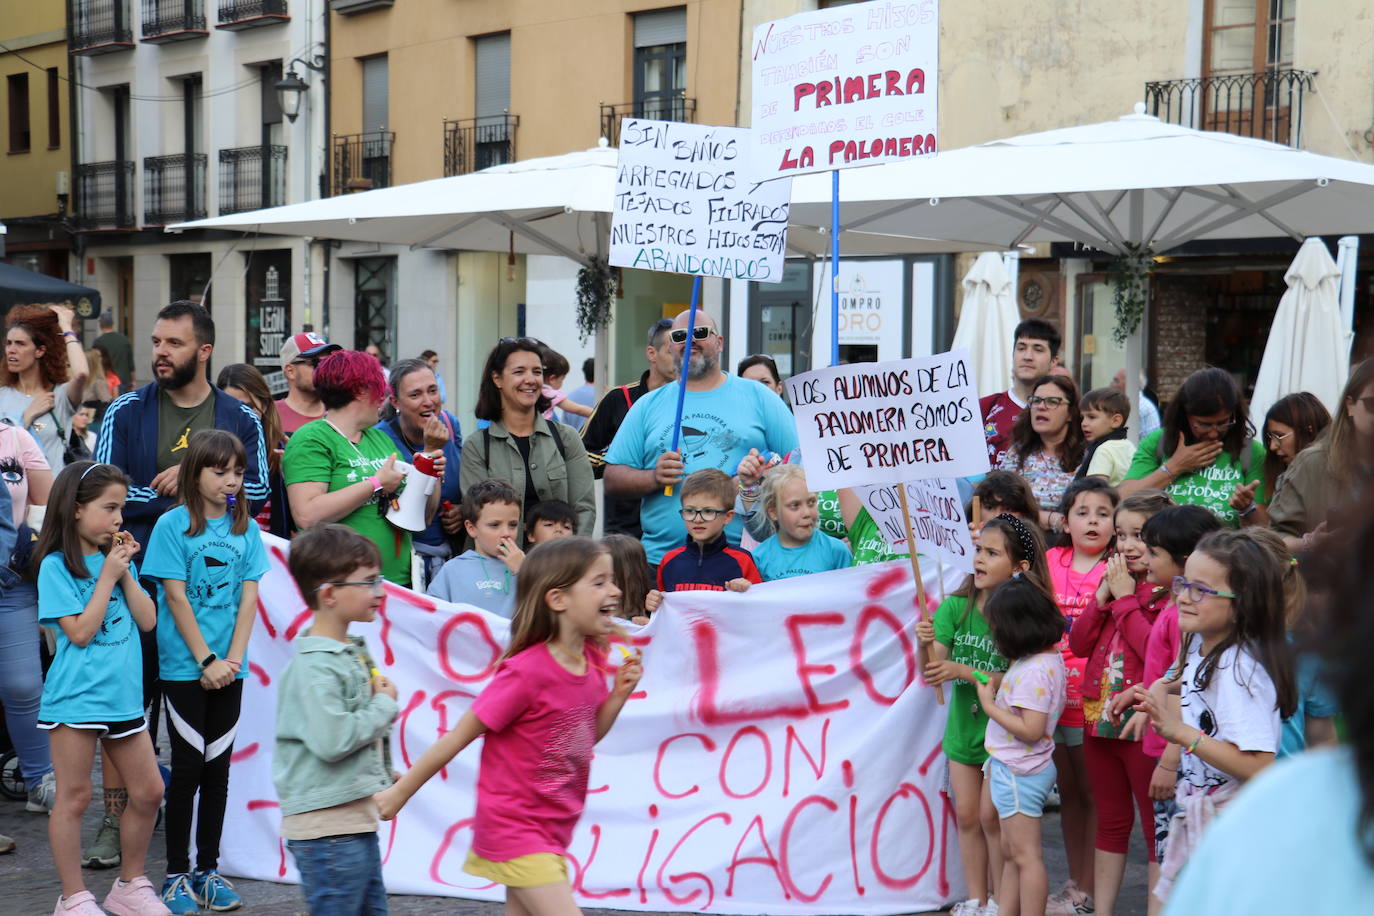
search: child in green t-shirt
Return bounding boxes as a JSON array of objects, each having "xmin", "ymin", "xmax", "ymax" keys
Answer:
[{"xmin": 916, "ymin": 513, "xmax": 1054, "ymax": 916}]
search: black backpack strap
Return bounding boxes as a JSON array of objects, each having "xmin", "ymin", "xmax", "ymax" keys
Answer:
[
  {"xmin": 483, "ymin": 427, "xmax": 491, "ymax": 467},
  {"xmin": 548, "ymin": 420, "xmax": 568, "ymax": 461}
]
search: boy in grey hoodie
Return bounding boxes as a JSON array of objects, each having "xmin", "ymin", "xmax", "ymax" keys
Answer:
[
  {"xmin": 426, "ymin": 478, "xmax": 522, "ymax": 618},
  {"xmin": 274, "ymin": 525, "xmax": 399, "ymax": 914}
]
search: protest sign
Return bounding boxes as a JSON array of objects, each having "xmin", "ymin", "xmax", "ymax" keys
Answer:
[
  {"xmin": 856, "ymin": 477, "xmax": 974, "ymax": 574},
  {"xmin": 750, "ymin": 1, "xmax": 939, "ymax": 176},
  {"xmin": 221, "ymin": 537, "xmax": 964, "ymax": 914},
  {"xmin": 610, "ymin": 119, "xmax": 792, "ymax": 282},
  {"xmin": 785, "ymin": 350, "xmax": 990, "ymax": 491}
]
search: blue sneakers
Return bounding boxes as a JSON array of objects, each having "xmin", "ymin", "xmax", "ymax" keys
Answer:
[
  {"xmin": 191, "ymin": 869, "xmax": 242, "ymax": 912},
  {"xmin": 160, "ymin": 873, "xmax": 200, "ymax": 915}
]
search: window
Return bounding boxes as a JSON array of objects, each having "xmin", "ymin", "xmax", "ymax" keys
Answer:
[
  {"xmin": 361, "ymin": 54, "xmax": 388, "ymax": 132},
  {"xmin": 7, "ymin": 73, "xmax": 30, "ymax": 153},
  {"xmin": 633, "ymin": 8, "xmax": 686, "ymax": 120},
  {"xmin": 473, "ymin": 32, "xmax": 513, "ymax": 169},
  {"xmin": 1207, "ymin": 0, "xmax": 1296, "ymax": 76},
  {"xmin": 354, "ymin": 257, "xmax": 395, "ymax": 355},
  {"xmin": 47, "ymin": 68, "xmax": 60, "ymax": 149}
]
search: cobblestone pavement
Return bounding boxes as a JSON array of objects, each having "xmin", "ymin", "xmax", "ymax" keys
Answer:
[{"xmin": 1, "ymin": 791, "xmax": 1146, "ymax": 916}]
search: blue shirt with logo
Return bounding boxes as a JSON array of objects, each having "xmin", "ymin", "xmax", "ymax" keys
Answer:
[
  {"xmin": 38, "ymin": 551, "xmax": 147, "ymax": 723},
  {"xmin": 752, "ymin": 530, "xmax": 853, "ymax": 581},
  {"xmin": 604, "ymin": 374, "xmax": 798, "ymax": 565},
  {"xmin": 142, "ymin": 506, "xmax": 269, "ymax": 681}
]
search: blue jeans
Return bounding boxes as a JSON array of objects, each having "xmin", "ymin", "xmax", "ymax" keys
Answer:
[
  {"xmin": 0, "ymin": 576, "xmax": 51, "ymax": 788},
  {"xmin": 287, "ymin": 832, "xmax": 388, "ymax": 916}
]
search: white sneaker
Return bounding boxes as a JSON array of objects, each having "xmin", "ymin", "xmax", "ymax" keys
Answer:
[
  {"xmin": 950, "ymin": 899, "xmax": 982, "ymax": 916},
  {"xmin": 26, "ymin": 770, "xmax": 56, "ymax": 813},
  {"xmin": 981, "ymin": 900, "xmax": 1000, "ymax": 916}
]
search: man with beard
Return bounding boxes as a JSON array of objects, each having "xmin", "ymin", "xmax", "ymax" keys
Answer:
[
  {"xmin": 277, "ymin": 331, "xmax": 341, "ymax": 436},
  {"xmin": 604, "ymin": 309, "xmax": 797, "ymax": 569},
  {"xmin": 95, "ymin": 300, "xmax": 270, "ymax": 550}
]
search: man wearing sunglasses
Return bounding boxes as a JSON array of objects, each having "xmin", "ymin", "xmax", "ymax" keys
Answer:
[
  {"xmin": 603, "ymin": 309, "xmax": 798, "ymax": 568},
  {"xmin": 277, "ymin": 331, "xmax": 342, "ymax": 437}
]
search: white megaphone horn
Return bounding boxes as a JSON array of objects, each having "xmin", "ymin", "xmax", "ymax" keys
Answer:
[{"xmin": 386, "ymin": 460, "xmax": 438, "ymax": 532}]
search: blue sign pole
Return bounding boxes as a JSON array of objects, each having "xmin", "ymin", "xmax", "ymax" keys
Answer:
[
  {"xmin": 664, "ymin": 274, "xmax": 703, "ymax": 496},
  {"xmin": 831, "ymin": 169, "xmax": 841, "ymax": 367}
]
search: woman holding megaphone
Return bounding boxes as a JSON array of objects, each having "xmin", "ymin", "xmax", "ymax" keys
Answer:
[{"xmin": 283, "ymin": 349, "xmax": 444, "ymax": 587}]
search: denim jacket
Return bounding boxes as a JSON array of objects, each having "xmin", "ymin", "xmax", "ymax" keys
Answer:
[{"xmin": 273, "ymin": 634, "xmax": 397, "ymax": 817}]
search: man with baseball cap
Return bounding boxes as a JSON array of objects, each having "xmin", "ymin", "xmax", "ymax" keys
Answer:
[{"xmin": 277, "ymin": 331, "xmax": 341, "ymax": 437}]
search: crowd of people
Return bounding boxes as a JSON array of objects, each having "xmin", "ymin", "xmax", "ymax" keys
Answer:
[{"xmin": 0, "ymin": 298, "xmax": 1369, "ymax": 916}]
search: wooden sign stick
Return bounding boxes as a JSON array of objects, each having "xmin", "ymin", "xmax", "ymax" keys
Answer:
[{"xmin": 898, "ymin": 484, "xmax": 944, "ymax": 705}]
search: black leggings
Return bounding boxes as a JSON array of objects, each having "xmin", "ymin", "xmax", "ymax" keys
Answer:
[{"xmin": 162, "ymin": 678, "xmax": 244, "ymax": 874}]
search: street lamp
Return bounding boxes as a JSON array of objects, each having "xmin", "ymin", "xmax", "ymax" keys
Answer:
[{"xmin": 274, "ymin": 54, "xmax": 326, "ymax": 124}]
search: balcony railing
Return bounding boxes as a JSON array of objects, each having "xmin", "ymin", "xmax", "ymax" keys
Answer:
[
  {"xmin": 332, "ymin": 0, "xmax": 392, "ymax": 13},
  {"xmin": 144, "ymin": 153, "xmax": 207, "ymax": 225},
  {"xmin": 75, "ymin": 161, "xmax": 136, "ymax": 230},
  {"xmin": 220, "ymin": 145, "xmax": 287, "ymax": 214},
  {"xmin": 443, "ymin": 114, "xmax": 518, "ymax": 176},
  {"xmin": 72, "ymin": 0, "xmax": 135, "ymax": 54},
  {"xmin": 332, "ymin": 131, "xmax": 393, "ymax": 195},
  {"xmin": 599, "ymin": 97, "xmax": 696, "ymax": 147},
  {"xmin": 142, "ymin": 0, "xmax": 208, "ymax": 42},
  {"xmin": 217, "ymin": 0, "xmax": 288, "ymax": 30},
  {"xmin": 1144, "ymin": 68, "xmax": 1315, "ymax": 147}
]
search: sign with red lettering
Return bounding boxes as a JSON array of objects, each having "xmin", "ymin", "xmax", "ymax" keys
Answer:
[
  {"xmin": 785, "ymin": 350, "xmax": 990, "ymax": 491},
  {"xmin": 750, "ymin": 1, "xmax": 939, "ymax": 176},
  {"xmin": 220, "ymin": 537, "xmax": 965, "ymax": 914},
  {"xmin": 856, "ymin": 477, "xmax": 975, "ymax": 574}
]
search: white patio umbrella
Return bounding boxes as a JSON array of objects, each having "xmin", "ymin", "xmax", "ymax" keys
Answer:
[
  {"xmin": 1248, "ymin": 237, "xmax": 1351, "ymax": 428},
  {"xmin": 951, "ymin": 251, "xmax": 1020, "ymax": 398}
]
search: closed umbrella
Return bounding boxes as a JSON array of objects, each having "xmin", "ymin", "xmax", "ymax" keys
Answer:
[
  {"xmin": 952, "ymin": 251, "xmax": 1019, "ymax": 397},
  {"xmin": 1248, "ymin": 237, "xmax": 1350, "ymax": 427}
]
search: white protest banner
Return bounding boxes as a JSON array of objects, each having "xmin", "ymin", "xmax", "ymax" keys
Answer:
[
  {"xmin": 610, "ymin": 119, "xmax": 792, "ymax": 282},
  {"xmin": 750, "ymin": 1, "xmax": 939, "ymax": 176},
  {"xmin": 785, "ymin": 350, "xmax": 990, "ymax": 491},
  {"xmin": 856, "ymin": 478, "xmax": 974, "ymax": 574},
  {"xmin": 222, "ymin": 537, "xmax": 964, "ymax": 915}
]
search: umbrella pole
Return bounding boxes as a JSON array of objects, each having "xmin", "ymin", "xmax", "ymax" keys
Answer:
[
  {"xmin": 664, "ymin": 275, "xmax": 702, "ymax": 497},
  {"xmin": 831, "ymin": 169, "xmax": 841, "ymax": 367}
]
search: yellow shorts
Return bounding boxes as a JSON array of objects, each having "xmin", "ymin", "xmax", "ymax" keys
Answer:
[{"xmin": 463, "ymin": 850, "xmax": 569, "ymax": 888}]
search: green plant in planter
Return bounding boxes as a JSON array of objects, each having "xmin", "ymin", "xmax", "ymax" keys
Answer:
[
  {"xmin": 1109, "ymin": 248, "xmax": 1154, "ymax": 346},
  {"xmin": 576, "ymin": 259, "xmax": 617, "ymax": 343}
]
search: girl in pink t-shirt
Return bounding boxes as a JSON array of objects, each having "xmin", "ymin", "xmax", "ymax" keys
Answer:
[
  {"xmin": 1044, "ymin": 477, "xmax": 1115, "ymax": 914},
  {"xmin": 376, "ymin": 537, "xmax": 642, "ymax": 912}
]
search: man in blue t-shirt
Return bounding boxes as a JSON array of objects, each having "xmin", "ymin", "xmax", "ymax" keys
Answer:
[{"xmin": 604, "ymin": 309, "xmax": 799, "ymax": 566}]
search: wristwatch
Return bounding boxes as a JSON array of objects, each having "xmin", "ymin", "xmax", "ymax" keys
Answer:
[{"xmin": 199, "ymin": 653, "xmax": 218, "ymax": 670}]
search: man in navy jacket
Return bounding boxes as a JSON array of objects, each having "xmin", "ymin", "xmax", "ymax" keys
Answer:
[{"xmin": 94, "ymin": 300, "xmax": 269, "ymax": 550}]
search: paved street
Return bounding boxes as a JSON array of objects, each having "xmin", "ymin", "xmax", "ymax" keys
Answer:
[{"xmin": 2, "ymin": 785, "xmax": 1147, "ymax": 916}]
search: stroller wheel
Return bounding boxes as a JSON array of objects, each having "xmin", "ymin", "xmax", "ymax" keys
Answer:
[{"xmin": 0, "ymin": 751, "xmax": 26, "ymax": 801}]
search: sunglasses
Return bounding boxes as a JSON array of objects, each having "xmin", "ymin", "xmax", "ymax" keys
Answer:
[
  {"xmin": 1171, "ymin": 576, "xmax": 1235, "ymax": 602},
  {"xmin": 669, "ymin": 326, "xmax": 712, "ymax": 344},
  {"xmin": 291, "ymin": 357, "xmax": 320, "ymax": 368},
  {"xmin": 499, "ymin": 336, "xmax": 544, "ymax": 348}
]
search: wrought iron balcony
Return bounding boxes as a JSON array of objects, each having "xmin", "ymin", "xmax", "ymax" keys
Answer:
[
  {"xmin": 75, "ymin": 161, "xmax": 136, "ymax": 230},
  {"xmin": 217, "ymin": 0, "xmax": 288, "ymax": 30},
  {"xmin": 332, "ymin": 0, "xmax": 392, "ymax": 13},
  {"xmin": 332, "ymin": 131, "xmax": 394, "ymax": 195},
  {"xmin": 142, "ymin": 0, "xmax": 208, "ymax": 42},
  {"xmin": 599, "ymin": 97, "xmax": 696, "ymax": 147},
  {"xmin": 1144, "ymin": 68, "xmax": 1315, "ymax": 148},
  {"xmin": 72, "ymin": 0, "xmax": 135, "ymax": 55},
  {"xmin": 144, "ymin": 153, "xmax": 207, "ymax": 225},
  {"xmin": 443, "ymin": 114, "xmax": 518, "ymax": 176},
  {"xmin": 219, "ymin": 145, "xmax": 287, "ymax": 214}
]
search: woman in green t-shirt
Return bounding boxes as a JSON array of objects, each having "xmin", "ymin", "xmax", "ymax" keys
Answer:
[
  {"xmin": 283, "ymin": 350, "xmax": 443, "ymax": 586},
  {"xmin": 1119, "ymin": 367, "xmax": 1266, "ymax": 527},
  {"xmin": 916, "ymin": 514, "xmax": 1053, "ymax": 916}
]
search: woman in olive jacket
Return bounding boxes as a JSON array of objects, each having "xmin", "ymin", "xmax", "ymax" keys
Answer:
[{"xmin": 459, "ymin": 337, "xmax": 596, "ymax": 538}]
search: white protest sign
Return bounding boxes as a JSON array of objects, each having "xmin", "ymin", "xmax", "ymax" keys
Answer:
[
  {"xmin": 856, "ymin": 477, "xmax": 974, "ymax": 574},
  {"xmin": 221, "ymin": 537, "xmax": 965, "ymax": 915},
  {"xmin": 750, "ymin": 1, "xmax": 939, "ymax": 176},
  {"xmin": 610, "ymin": 119, "xmax": 792, "ymax": 282},
  {"xmin": 785, "ymin": 350, "xmax": 990, "ymax": 490}
]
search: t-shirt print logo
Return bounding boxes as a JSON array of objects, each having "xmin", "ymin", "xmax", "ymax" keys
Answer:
[
  {"xmin": 172, "ymin": 426, "xmax": 191, "ymax": 453},
  {"xmin": 202, "ymin": 555, "xmax": 231, "ymax": 597},
  {"xmin": 533, "ymin": 706, "xmax": 596, "ymax": 799}
]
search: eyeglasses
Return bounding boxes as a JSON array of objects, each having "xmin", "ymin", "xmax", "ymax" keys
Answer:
[
  {"xmin": 315, "ymin": 576, "xmax": 387, "ymax": 595},
  {"xmin": 1170, "ymin": 576, "xmax": 1235, "ymax": 602},
  {"xmin": 1189, "ymin": 417, "xmax": 1235, "ymax": 433},
  {"xmin": 291, "ymin": 357, "xmax": 319, "ymax": 368},
  {"xmin": 669, "ymin": 326, "xmax": 712, "ymax": 345},
  {"xmin": 1027, "ymin": 395, "xmax": 1068, "ymax": 409},
  {"xmin": 1265, "ymin": 430, "xmax": 1292, "ymax": 445},
  {"xmin": 679, "ymin": 506, "xmax": 724, "ymax": 521}
]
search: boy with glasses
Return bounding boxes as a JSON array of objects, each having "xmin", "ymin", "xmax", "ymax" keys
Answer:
[
  {"xmin": 275, "ymin": 524, "xmax": 399, "ymax": 915},
  {"xmin": 277, "ymin": 332, "xmax": 342, "ymax": 437},
  {"xmin": 657, "ymin": 469, "xmax": 761, "ymax": 593}
]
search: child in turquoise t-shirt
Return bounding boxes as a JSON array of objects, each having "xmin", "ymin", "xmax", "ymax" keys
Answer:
[
  {"xmin": 752, "ymin": 465, "xmax": 851, "ymax": 581},
  {"xmin": 36, "ymin": 461, "xmax": 162, "ymax": 916},
  {"xmin": 916, "ymin": 514, "xmax": 1053, "ymax": 916},
  {"xmin": 142, "ymin": 430, "xmax": 268, "ymax": 913}
]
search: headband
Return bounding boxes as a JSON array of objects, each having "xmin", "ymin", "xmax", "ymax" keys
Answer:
[
  {"xmin": 80, "ymin": 462, "xmax": 106, "ymax": 481},
  {"xmin": 994, "ymin": 512, "xmax": 1038, "ymax": 562}
]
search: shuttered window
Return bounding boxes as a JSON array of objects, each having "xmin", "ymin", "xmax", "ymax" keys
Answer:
[
  {"xmin": 474, "ymin": 33, "xmax": 511, "ymax": 119},
  {"xmin": 633, "ymin": 7, "xmax": 685, "ymax": 48},
  {"xmin": 362, "ymin": 55, "xmax": 389, "ymax": 132}
]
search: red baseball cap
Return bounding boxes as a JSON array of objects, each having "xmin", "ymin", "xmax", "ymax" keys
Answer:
[{"xmin": 280, "ymin": 331, "xmax": 341, "ymax": 364}]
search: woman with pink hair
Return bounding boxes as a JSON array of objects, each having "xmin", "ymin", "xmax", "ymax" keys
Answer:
[{"xmin": 283, "ymin": 349, "xmax": 443, "ymax": 586}]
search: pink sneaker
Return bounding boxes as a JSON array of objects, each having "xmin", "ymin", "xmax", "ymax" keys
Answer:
[
  {"xmin": 53, "ymin": 890, "xmax": 107, "ymax": 914},
  {"xmin": 102, "ymin": 877, "xmax": 171, "ymax": 916}
]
